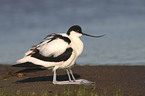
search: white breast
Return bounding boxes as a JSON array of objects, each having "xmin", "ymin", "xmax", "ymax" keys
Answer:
[{"xmin": 70, "ymin": 36, "xmax": 84, "ymax": 57}]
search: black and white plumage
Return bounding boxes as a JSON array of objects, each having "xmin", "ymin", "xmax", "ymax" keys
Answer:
[{"xmin": 13, "ymin": 25, "xmax": 105, "ymax": 85}]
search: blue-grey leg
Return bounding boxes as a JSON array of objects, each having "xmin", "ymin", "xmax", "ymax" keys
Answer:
[
  {"xmin": 66, "ymin": 69, "xmax": 72, "ymax": 82},
  {"xmin": 52, "ymin": 68, "xmax": 57, "ymax": 84},
  {"xmin": 52, "ymin": 66, "xmax": 95, "ymax": 85},
  {"xmin": 69, "ymin": 68, "xmax": 76, "ymax": 82}
]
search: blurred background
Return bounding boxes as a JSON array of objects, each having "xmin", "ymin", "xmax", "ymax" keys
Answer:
[{"xmin": 0, "ymin": 0, "xmax": 145, "ymax": 65}]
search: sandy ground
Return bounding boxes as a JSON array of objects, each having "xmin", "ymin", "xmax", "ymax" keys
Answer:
[{"xmin": 0, "ymin": 64, "xmax": 145, "ymax": 96}]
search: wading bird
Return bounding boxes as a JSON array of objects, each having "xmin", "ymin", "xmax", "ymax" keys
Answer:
[{"xmin": 13, "ymin": 25, "xmax": 105, "ymax": 85}]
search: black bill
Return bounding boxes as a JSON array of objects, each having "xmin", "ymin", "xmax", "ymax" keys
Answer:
[{"xmin": 82, "ymin": 33, "xmax": 105, "ymax": 38}]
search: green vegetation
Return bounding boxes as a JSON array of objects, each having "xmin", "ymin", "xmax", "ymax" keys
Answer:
[
  {"xmin": 0, "ymin": 89, "xmax": 48, "ymax": 96},
  {"xmin": 0, "ymin": 86, "xmax": 122, "ymax": 96},
  {"xmin": 55, "ymin": 86, "xmax": 122, "ymax": 96}
]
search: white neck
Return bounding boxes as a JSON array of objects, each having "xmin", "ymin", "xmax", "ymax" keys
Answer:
[
  {"xmin": 69, "ymin": 33, "xmax": 84, "ymax": 56},
  {"xmin": 69, "ymin": 31, "xmax": 82, "ymax": 37}
]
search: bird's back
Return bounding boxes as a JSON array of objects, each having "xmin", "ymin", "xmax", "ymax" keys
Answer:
[{"xmin": 15, "ymin": 33, "xmax": 78, "ymax": 69}]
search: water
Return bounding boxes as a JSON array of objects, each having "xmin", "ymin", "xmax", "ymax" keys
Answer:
[{"xmin": 0, "ymin": 0, "xmax": 145, "ymax": 65}]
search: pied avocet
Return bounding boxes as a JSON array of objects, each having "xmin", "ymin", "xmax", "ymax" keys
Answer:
[{"xmin": 13, "ymin": 25, "xmax": 105, "ymax": 85}]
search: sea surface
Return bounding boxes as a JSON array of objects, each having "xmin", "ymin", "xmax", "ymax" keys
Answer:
[{"xmin": 0, "ymin": 0, "xmax": 145, "ymax": 65}]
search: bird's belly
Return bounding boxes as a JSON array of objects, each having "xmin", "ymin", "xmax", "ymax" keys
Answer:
[{"xmin": 58, "ymin": 51, "xmax": 76, "ymax": 69}]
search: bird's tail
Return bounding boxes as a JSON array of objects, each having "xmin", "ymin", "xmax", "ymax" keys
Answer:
[
  {"xmin": 12, "ymin": 62, "xmax": 43, "ymax": 68},
  {"xmin": 12, "ymin": 57, "xmax": 42, "ymax": 68}
]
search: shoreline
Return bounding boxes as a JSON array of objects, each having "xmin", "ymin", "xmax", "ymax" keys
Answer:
[
  {"xmin": 1, "ymin": 63, "xmax": 145, "ymax": 66},
  {"xmin": 0, "ymin": 64, "xmax": 145, "ymax": 96}
]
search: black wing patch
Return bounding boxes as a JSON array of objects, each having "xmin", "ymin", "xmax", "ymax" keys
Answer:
[
  {"xmin": 12, "ymin": 62, "xmax": 43, "ymax": 68},
  {"xmin": 26, "ymin": 34, "xmax": 71, "ymax": 56},
  {"xmin": 45, "ymin": 34, "xmax": 71, "ymax": 44},
  {"xmin": 31, "ymin": 47, "xmax": 73, "ymax": 62}
]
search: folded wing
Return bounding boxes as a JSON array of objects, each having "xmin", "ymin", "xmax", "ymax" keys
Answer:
[{"xmin": 17, "ymin": 33, "xmax": 73, "ymax": 64}]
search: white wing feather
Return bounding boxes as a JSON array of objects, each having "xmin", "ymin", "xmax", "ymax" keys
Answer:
[
  {"xmin": 38, "ymin": 38, "xmax": 69, "ymax": 57},
  {"xmin": 24, "ymin": 33, "xmax": 70, "ymax": 58},
  {"xmin": 24, "ymin": 39, "xmax": 51, "ymax": 56}
]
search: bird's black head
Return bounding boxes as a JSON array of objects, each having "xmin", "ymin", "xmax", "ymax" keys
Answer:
[
  {"xmin": 67, "ymin": 25, "xmax": 105, "ymax": 38},
  {"xmin": 67, "ymin": 25, "xmax": 82, "ymax": 35}
]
